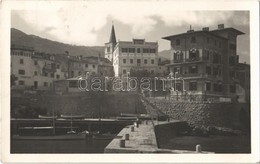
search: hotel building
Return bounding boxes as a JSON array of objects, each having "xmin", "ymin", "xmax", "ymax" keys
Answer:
[{"xmin": 163, "ymin": 24, "xmax": 246, "ymax": 101}]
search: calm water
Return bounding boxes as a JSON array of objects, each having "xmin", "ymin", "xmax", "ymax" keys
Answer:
[
  {"xmin": 11, "ymin": 138, "xmax": 112, "ymax": 153},
  {"xmin": 159, "ymin": 135, "xmax": 251, "ymax": 153}
]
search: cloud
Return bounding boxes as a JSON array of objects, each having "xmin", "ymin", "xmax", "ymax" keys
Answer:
[{"xmin": 12, "ymin": 2, "xmax": 249, "ymax": 46}]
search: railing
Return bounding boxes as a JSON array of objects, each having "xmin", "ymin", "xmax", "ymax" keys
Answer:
[
  {"xmin": 173, "ymin": 57, "xmax": 210, "ymax": 64},
  {"xmin": 181, "ymin": 73, "xmax": 223, "ymax": 80}
]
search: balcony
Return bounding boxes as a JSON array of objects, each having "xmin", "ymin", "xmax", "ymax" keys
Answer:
[
  {"xmin": 180, "ymin": 73, "xmax": 223, "ymax": 80},
  {"xmin": 172, "ymin": 57, "xmax": 210, "ymax": 64}
]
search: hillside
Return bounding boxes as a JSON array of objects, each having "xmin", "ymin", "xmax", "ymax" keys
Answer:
[
  {"xmin": 158, "ymin": 49, "xmax": 171, "ymax": 60},
  {"xmin": 11, "ymin": 28, "xmax": 105, "ymax": 57}
]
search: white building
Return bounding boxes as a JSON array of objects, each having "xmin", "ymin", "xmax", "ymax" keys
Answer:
[{"xmin": 105, "ymin": 25, "xmax": 159, "ymax": 77}]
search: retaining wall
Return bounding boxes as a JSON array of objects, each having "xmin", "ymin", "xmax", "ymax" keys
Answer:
[{"xmin": 149, "ymin": 98, "xmax": 250, "ymax": 130}]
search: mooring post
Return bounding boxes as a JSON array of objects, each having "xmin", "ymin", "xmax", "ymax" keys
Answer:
[
  {"xmin": 196, "ymin": 144, "xmax": 202, "ymax": 153},
  {"xmin": 131, "ymin": 126, "xmax": 134, "ymax": 132}
]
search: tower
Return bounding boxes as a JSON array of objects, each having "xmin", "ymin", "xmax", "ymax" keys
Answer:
[{"xmin": 105, "ymin": 23, "xmax": 117, "ymax": 62}]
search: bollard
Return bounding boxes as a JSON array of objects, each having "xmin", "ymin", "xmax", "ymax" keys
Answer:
[
  {"xmin": 136, "ymin": 122, "xmax": 139, "ymax": 128},
  {"xmin": 119, "ymin": 139, "xmax": 125, "ymax": 148},
  {"xmin": 131, "ymin": 126, "xmax": 134, "ymax": 132},
  {"xmin": 196, "ymin": 144, "xmax": 202, "ymax": 153},
  {"xmin": 125, "ymin": 133, "xmax": 129, "ymax": 140}
]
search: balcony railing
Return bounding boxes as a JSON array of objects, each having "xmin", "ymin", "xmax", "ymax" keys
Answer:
[
  {"xmin": 179, "ymin": 73, "xmax": 223, "ymax": 80},
  {"xmin": 173, "ymin": 57, "xmax": 210, "ymax": 63}
]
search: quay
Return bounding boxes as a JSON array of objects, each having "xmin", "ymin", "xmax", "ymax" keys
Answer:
[{"xmin": 105, "ymin": 120, "xmax": 214, "ymax": 153}]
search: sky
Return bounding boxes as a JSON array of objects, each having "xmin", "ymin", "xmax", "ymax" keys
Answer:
[{"xmin": 11, "ymin": 2, "xmax": 250, "ymax": 63}]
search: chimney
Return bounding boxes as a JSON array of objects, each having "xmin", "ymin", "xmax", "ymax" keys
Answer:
[
  {"xmin": 202, "ymin": 27, "xmax": 209, "ymax": 31},
  {"xmin": 218, "ymin": 24, "xmax": 224, "ymax": 29}
]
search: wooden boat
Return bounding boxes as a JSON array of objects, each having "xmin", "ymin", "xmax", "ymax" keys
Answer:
[
  {"xmin": 38, "ymin": 115, "xmax": 57, "ymax": 119},
  {"xmin": 60, "ymin": 114, "xmax": 85, "ymax": 119}
]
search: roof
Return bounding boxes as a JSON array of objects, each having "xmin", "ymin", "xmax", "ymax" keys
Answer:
[
  {"xmin": 109, "ymin": 24, "xmax": 117, "ymax": 45},
  {"xmin": 211, "ymin": 27, "xmax": 245, "ymax": 35},
  {"xmin": 162, "ymin": 30, "xmax": 228, "ymax": 41}
]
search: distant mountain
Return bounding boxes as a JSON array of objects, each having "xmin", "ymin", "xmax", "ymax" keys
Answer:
[
  {"xmin": 11, "ymin": 28, "xmax": 105, "ymax": 57},
  {"xmin": 158, "ymin": 49, "xmax": 171, "ymax": 60}
]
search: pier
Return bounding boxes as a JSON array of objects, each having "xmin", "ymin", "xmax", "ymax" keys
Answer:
[{"xmin": 105, "ymin": 120, "xmax": 214, "ymax": 153}]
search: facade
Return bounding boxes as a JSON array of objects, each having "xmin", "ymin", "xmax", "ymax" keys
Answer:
[
  {"xmin": 105, "ymin": 25, "xmax": 159, "ymax": 77},
  {"xmin": 163, "ymin": 24, "xmax": 245, "ymax": 100},
  {"xmin": 11, "ymin": 45, "xmax": 62, "ymax": 90},
  {"xmin": 11, "ymin": 45, "xmax": 113, "ymax": 92}
]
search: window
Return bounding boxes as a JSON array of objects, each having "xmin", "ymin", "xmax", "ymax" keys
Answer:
[
  {"xmin": 123, "ymin": 69, "xmax": 126, "ymax": 74},
  {"xmin": 57, "ymin": 64, "xmax": 60, "ymax": 69},
  {"xmin": 122, "ymin": 48, "xmax": 128, "ymax": 53},
  {"xmin": 191, "ymin": 36, "xmax": 196, "ymax": 43},
  {"xmin": 34, "ymin": 60, "xmax": 38, "ymax": 65},
  {"xmin": 51, "ymin": 73, "xmax": 54, "ymax": 78},
  {"xmin": 137, "ymin": 59, "xmax": 141, "ymax": 63},
  {"xmin": 176, "ymin": 39, "xmax": 180, "ymax": 46},
  {"xmin": 56, "ymin": 75, "xmax": 60, "ymax": 79},
  {"xmin": 137, "ymin": 48, "xmax": 141, "ymax": 53},
  {"xmin": 143, "ymin": 48, "xmax": 150, "ymax": 53},
  {"xmin": 92, "ymin": 65, "xmax": 95, "ymax": 68},
  {"xmin": 123, "ymin": 59, "xmax": 126, "ymax": 64},
  {"xmin": 18, "ymin": 69, "xmax": 25, "ymax": 75},
  {"xmin": 189, "ymin": 82, "xmax": 197, "ymax": 91},
  {"xmin": 130, "ymin": 59, "xmax": 133, "ymax": 64},
  {"xmin": 189, "ymin": 50, "xmax": 197, "ymax": 60},
  {"xmin": 206, "ymin": 66, "xmax": 211, "ymax": 75},
  {"xmin": 18, "ymin": 80, "xmax": 24, "ymax": 85},
  {"xmin": 230, "ymin": 85, "xmax": 236, "ymax": 93},
  {"xmin": 20, "ymin": 59, "xmax": 24, "ymax": 64},
  {"xmin": 151, "ymin": 59, "xmax": 154, "ymax": 64},
  {"xmin": 189, "ymin": 65, "xmax": 198, "ymax": 74},
  {"xmin": 34, "ymin": 71, "xmax": 37, "ymax": 76},
  {"xmin": 213, "ymin": 67, "xmax": 218, "ymax": 76},
  {"xmin": 206, "ymin": 82, "xmax": 211, "ymax": 91},
  {"xmin": 85, "ymin": 64, "xmax": 88, "ymax": 68},
  {"xmin": 219, "ymin": 42, "xmax": 222, "ymax": 48},
  {"xmin": 129, "ymin": 48, "xmax": 135, "ymax": 53},
  {"xmin": 144, "ymin": 59, "xmax": 147, "ymax": 64},
  {"xmin": 44, "ymin": 82, "xmax": 48, "ymax": 87},
  {"xmin": 107, "ymin": 47, "xmax": 110, "ymax": 52},
  {"xmin": 44, "ymin": 72, "xmax": 48, "ymax": 77},
  {"xmin": 150, "ymin": 49, "xmax": 156, "ymax": 53}
]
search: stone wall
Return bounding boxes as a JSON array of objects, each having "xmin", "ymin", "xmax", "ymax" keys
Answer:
[
  {"xmin": 11, "ymin": 92, "xmax": 146, "ymax": 118},
  {"xmin": 149, "ymin": 98, "xmax": 250, "ymax": 130}
]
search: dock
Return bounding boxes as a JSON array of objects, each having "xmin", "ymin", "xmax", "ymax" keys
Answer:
[{"xmin": 105, "ymin": 120, "xmax": 214, "ymax": 153}]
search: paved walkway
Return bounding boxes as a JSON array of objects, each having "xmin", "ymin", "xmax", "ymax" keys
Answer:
[{"xmin": 105, "ymin": 122, "xmax": 157, "ymax": 153}]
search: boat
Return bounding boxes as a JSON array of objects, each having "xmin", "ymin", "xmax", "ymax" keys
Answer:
[
  {"xmin": 60, "ymin": 114, "xmax": 85, "ymax": 119},
  {"xmin": 38, "ymin": 115, "xmax": 57, "ymax": 119}
]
